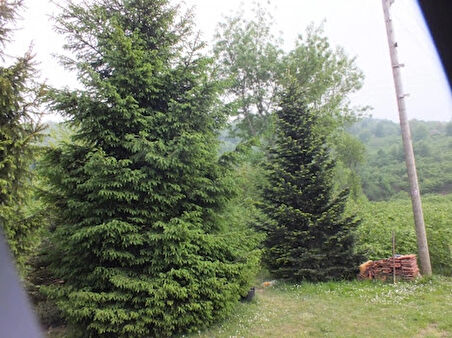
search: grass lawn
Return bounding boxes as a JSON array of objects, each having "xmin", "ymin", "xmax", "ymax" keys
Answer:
[{"xmin": 191, "ymin": 276, "xmax": 452, "ymax": 337}]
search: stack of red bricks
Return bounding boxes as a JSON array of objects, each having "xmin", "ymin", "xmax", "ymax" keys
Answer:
[{"xmin": 359, "ymin": 254, "xmax": 420, "ymax": 281}]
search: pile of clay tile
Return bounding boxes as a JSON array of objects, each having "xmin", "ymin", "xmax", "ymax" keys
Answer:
[{"xmin": 359, "ymin": 254, "xmax": 420, "ymax": 281}]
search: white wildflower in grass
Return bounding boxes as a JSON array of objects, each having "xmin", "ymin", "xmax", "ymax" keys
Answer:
[{"xmin": 361, "ymin": 280, "xmax": 440, "ymax": 305}]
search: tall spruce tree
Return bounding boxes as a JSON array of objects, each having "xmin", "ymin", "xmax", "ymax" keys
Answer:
[
  {"xmin": 41, "ymin": 0, "xmax": 259, "ymax": 336},
  {"xmin": 0, "ymin": 0, "xmax": 44, "ymax": 269},
  {"xmin": 260, "ymin": 80, "xmax": 361, "ymax": 282}
]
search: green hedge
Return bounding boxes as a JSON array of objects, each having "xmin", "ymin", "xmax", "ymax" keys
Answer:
[{"xmin": 351, "ymin": 194, "xmax": 452, "ymax": 276}]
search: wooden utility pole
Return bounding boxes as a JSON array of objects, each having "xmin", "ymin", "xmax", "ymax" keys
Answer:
[
  {"xmin": 392, "ymin": 230, "xmax": 396, "ymax": 284},
  {"xmin": 381, "ymin": 0, "xmax": 432, "ymax": 276}
]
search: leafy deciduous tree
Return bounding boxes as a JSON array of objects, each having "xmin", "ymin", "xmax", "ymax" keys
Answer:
[
  {"xmin": 213, "ymin": 2, "xmax": 282, "ymax": 139},
  {"xmin": 282, "ymin": 24, "xmax": 366, "ymax": 135},
  {"xmin": 214, "ymin": 5, "xmax": 366, "ymax": 141},
  {"xmin": 334, "ymin": 132, "xmax": 365, "ymax": 199}
]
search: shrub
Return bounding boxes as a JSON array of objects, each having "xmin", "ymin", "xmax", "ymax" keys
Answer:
[{"xmin": 352, "ymin": 194, "xmax": 452, "ymax": 275}]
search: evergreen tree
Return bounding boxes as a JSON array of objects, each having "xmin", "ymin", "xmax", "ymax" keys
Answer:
[
  {"xmin": 260, "ymin": 81, "xmax": 361, "ymax": 282},
  {"xmin": 41, "ymin": 0, "xmax": 258, "ymax": 336},
  {"xmin": 0, "ymin": 0, "xmax": 44, "ymax": 269}
]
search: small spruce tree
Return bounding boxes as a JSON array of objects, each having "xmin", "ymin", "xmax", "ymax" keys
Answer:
[
  {"xmin": 41, "ymin": 0, "xmax": 258, "ymax": 336},
  {"xmin": 260, "ymin": 81, "xmax": 361, "ymax": 282}
]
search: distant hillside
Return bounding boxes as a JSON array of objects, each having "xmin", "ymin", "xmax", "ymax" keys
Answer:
[
  {"xmin": 348, "ymin": 118, "xmax": 452, "ymax": 201},
  {"xmin": 40, "ymin": 121, "xmax": 73, "ymax": 146},
  {"xmin": 42, "ymin": 119, "xmax": 452, "ymax": 202}
]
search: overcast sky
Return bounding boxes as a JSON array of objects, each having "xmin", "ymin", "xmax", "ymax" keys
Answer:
[{"xmin": 8, "ymin": 0, "xmax": 452, "ymax": 123}]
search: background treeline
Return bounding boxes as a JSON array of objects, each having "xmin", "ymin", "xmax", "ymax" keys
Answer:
[
  {"xmin": 48, "ymin": 118, "xmax": 452, "ymax": 205},
  {"xmin": 349, "ymin": 118, "xmax": 452, "ymax": 201},
  {"xmin": 221, "ymin": 118, "xmax": 452, "ymax": 202}
]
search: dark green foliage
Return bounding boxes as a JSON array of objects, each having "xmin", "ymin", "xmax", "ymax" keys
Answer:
[
  {"xmin": 348, "ymin": 118, "xmax": 452, "ymax": 200},
  {"xmin": 446, "ymin": 121, "xmax": 452, "ymax": 136},
  {"xmin": 41, "ymin": 0, "xmax": 259, "ymax": 336},
  {"xmin": 0, "ymin": 0, "xmax": 44, "ymax": 269},
  {"xmin": 259, "ymin": 82, "xmax": 361, "ymax": 282},
  {"xmin": 26, "ymin": 235, "xmax": 65, "ymax": 329}
]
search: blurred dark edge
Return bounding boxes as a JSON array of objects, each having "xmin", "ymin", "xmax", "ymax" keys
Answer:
[
  {"xmin": 0, "ymin": 230, "xmax": 43, "ymax": 338},
  {"xmin": 418, "ymin": 0, "xmax": 452, "ymax": 89}
]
